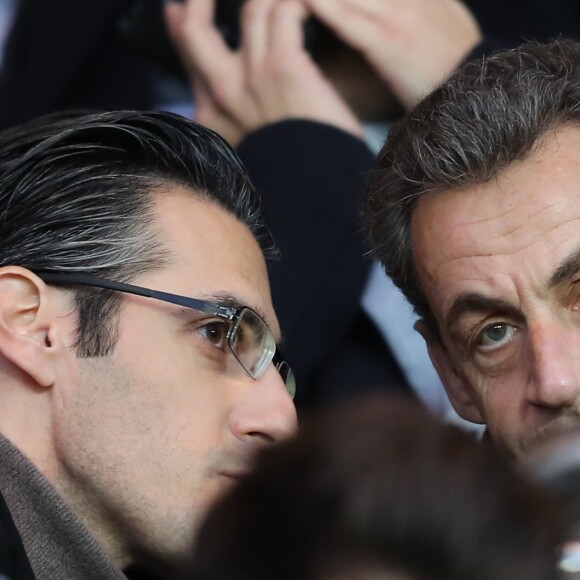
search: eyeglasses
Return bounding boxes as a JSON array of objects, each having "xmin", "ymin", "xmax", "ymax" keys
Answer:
[{"xmin": 34, "ymin": 271, "xmax": 296, "ymax": 399}]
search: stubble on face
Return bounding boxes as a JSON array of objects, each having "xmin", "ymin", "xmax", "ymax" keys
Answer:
[
  {"xmin": 411, "ymin": 126, "xmax": 580, "ymax": 461},
  {"xmin": 49, "ymin": 190, "xmax": 288, "ymax": 575}
]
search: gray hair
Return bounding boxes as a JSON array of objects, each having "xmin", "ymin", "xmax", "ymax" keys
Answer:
[
  {"xmin": 363, "ymin": 39, "xmax": 580, "ymax": 332},
  {"xmin": 0, "ymin": 109, "xmax": 276, "ymax": 355}
]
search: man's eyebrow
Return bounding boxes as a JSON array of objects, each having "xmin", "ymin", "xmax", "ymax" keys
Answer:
[
  {"xmin": 547, "ymin": 247, "xmax": 580, "ymax": 289},
  {"xmin": 443, "ymin": 247, "xmax": 580, "ymax": 332},
  {"xmin": 201, "ymin": 293, "xmax": 247, "ymax": 312},
  {"xmin": 445, "ymin": 294, "xmax": 518, "ymax": 331},
  {"xmin": 183, "ymin": 291, "xmax": 283, "ymax": 345}
]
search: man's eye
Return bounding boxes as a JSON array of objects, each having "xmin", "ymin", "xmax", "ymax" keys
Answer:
[
  {"xmin": 479, "ymin": 323, "xmax": 518, "ymax": 350},
  {"xmin": 199, "ymin": 321, "xmax": 230, "ymax": 348}
]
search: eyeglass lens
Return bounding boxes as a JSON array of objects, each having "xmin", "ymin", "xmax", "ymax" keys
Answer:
[
  {"xmin": 276, "ymin": 360, "xmax": 296, "ymax": 400},
  {"xmin": 228, "ymin": 308, "xmax": 295, "ymax": 398}
]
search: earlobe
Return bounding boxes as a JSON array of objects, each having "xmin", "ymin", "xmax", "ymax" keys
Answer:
[
  {"xmin": 415, "ymin": 319, "xmax": 485, "ymax": 424},
  {"xmin": 0, "ymin": 267, "xmax": 62, "ymax": 388}
]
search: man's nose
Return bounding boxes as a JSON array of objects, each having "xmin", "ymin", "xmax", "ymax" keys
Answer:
[
  {"xmin": 526, "ymin": 319, "xmax": 580, "ymax": 409},
  {"xmin": 229, "ymin": 364, "xmax": 298, "ymax": 445}
]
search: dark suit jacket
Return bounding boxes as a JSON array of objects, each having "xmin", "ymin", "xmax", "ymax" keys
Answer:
[
  {"xmin": 238, "ymin": 121, "xmax": 410, "ymax": 410},
  {"xmin": 0, "ymin": 491, "xmax": 34, "ymax": 580}
]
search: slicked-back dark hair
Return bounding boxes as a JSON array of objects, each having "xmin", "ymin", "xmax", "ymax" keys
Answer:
[
  {"xmin": 0, "ymin": 109, "xmax": 276, "ymax": 355},
  {"xmin": 364, "ymin": 39, "xmax": 580, "ymax": 332}
]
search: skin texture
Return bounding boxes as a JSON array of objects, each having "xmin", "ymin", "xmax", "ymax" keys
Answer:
[
  {"xmin": 412, "ymin": 126, "xmax": 580, "ymax": 461},
  {"xmin": 0, "ymin": 187, "xmax": 297, "ymax": 578}
]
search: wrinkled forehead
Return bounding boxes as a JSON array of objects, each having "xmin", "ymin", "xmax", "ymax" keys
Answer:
[
  {"xmin": 414, "ymin": 125, "xmax": 580, "ymax": 241},
  {"xmin": 411, "ymin": 126, "xmax": 580, "ymax": 324}
]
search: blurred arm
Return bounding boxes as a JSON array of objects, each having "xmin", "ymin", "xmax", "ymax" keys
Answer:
[{"xmin": 237, "ymin": 120, "xmax": 375, "ymax": 399}]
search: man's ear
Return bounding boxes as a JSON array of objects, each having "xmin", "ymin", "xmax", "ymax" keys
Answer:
[
  {"xmin": 0, "ymin": 266, "xmax": 63, "ymax": 389},
  {"xmin": 414, "ymin": 319, "xmax": 484, "ymax": 424}
]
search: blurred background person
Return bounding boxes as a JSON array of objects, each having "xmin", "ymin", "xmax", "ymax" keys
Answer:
[
  {"xmin": 189, "ymin": 393, "xmax": 565, "ymax": 580},
  {"xmin": 523, "ymin": 426, "xmax": 580, "ymax": 579}
]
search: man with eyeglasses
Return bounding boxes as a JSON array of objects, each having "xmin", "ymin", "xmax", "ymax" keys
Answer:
[{"xmin": 0, "ymin": 109, "xmax": 297, "ymax": 580}]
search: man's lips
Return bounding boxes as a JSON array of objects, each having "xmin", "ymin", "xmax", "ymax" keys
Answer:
[
  {"xmin": 216, "ymin": 460, "xmax": 254, "ymax": 481},
  {"xmin": 214, "ymin": 446, "xmax": 258, "ymax": 481},
  {"xmin": 217, "ymin": 470, "xmax": 250, "ymax": 483}
]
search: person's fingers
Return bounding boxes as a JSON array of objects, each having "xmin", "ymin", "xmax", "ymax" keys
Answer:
[
  {"xmin": 166, "ymin": 0, "xmax": 239, "ymax": 91},
  {"xmin": 194, "ymin": 76, "xmax": 245, "ymax": 143},
  {"xmin": 164, "ymin": 2, "xmax": 187, "ymax": 47},
  {"xmin": 191, "ymin": 72, "xmax": 213, "ymax": 113},
  {"xmin": 240, "ymin": 0, "xmax": 278, "ymax": 73},
  {"xmin": 268, "ymin": 0, "xmax": 310, "ymax": 60}
]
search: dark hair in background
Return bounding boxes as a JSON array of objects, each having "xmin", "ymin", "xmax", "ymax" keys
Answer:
[
  {"xmin": 363, "ymin": 39, "xmax": 580, "ymax": 333},
  {"xmin": 0, "ymin": 109, "xmax": 276, "ymax": 356},
  {"xmin": 191, "ymin": 394, "xmax": 564, "ymax": 580}
]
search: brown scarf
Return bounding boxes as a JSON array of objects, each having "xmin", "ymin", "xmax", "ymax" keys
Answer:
[{"xmin": 0, "ymin": 433, "xmax": 126, "ymax": 580}]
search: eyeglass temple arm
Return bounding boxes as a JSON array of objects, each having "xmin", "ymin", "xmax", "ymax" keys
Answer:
[{"xmin": 33, "ymin": 271, "xmax": 236, "ymax": 318}]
